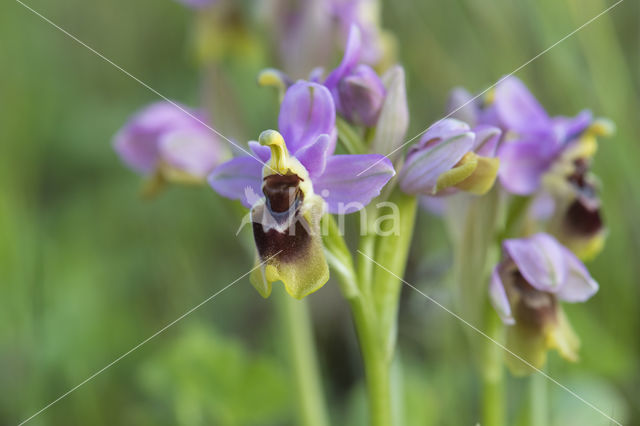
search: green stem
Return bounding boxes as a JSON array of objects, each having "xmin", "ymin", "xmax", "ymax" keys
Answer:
[
  {"xmin": 277, "ymin": 290, "xmax": 330, "ymax": 426},
  {"xmin": 323, "ymin": 214, "xmax": 392, "ymax": 426},
  {"xmin": 482, "ymin": 312, "xmax": 505, "ymax": 426},
  {"xmin": 323, "ymin": 190, "xmax": 418, "ymax": 426},
  {"xmin": 349, "ymin": 294, "xmax": 393, "ymax": 426},
  {"xmin": 444, "ymin": 189, "xmax": 507, "ymax": 426},
  {"xmin": 371, "ymin": 191, "xmax": 418, "ymax": 362},
  {"xmin": 527, "ymin": 371, "xmax": 547, "ymax": 426},
  {"xmin": 336, "ymin": 117, "xmax": 368, "ymax": 155},
  {"xmin": 357, "ymin": 204, "xmax": 378, "ymax": 297}
]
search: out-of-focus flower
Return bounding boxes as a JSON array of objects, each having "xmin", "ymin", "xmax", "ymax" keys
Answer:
[
  {"xmin": 208, "ymin": 81, "xmax": 394, "ymax": 299},
  {"xmin": 263, "ymin": 0, "xmax": 392, "ymax": 77},
  {"xmin": 330, "ymin": 0, "xmax": 389, "ymax": 66},
  {"xmin": 262, "ymin": 0, "xmax": 334, "ymax": 78},
  {"xmin": 259, "ymin": 24, "xmax": 402, "ymax": 134},
  {"xmin": 188, "ymin": 0, "xmax": 261, "ymax": 67},
  {"xmin": 447, "ymin": 77, "xmax": 596, "ymax": 195},
  {"xmin": 540, "ymin": 121, "xmax": 613, "ymax": 260},
  {"xmin": 398, "ymin": 119, "xmax": 501, "ymax": 196},
  {"xmin": 489, "ymin": 233, "xmax": 598, "ymax": 375},
  {"xmin": 325, "ymin": 25, "xmax": 386, "ymax": 127},
  {"xmin": 113, "ymin": 101, "xmax": 224, "ymax": 185}
]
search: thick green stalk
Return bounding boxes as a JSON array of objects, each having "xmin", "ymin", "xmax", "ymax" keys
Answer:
[
  {"xmin": 277, "ymin": 290, "xmax": 330, "ymax": 426},
  {"xmin": 357, "ymin": 204, "xmax": 378, "ymax": 297},
  {"xmin": 527, "ymin": 371, "xmax": 547, "ymax": 426},
  {"xmin": 482, "ymin": 311, "xmax": 506, "ymax": 426},
  {"xmin": 349, "ymin": 295, "xmax": 393, "ymax": 426},
  {"xmin": 371, "ymin": 190, "xmax": 418, "ymax": 361},
  {"xmin": 323, "ymin": 214, "xmax": 393, "ymax": 426},
  {"xmin": 323, "ymin": 190, "xmax": 417, "ymax": 426},
  {"xmin": 446, "ymin": 188, "xmax": 506, "ymax": 426}
]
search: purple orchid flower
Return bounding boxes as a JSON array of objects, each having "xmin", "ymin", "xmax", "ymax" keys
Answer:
[
  {"xmin": 447, "ymin": 77, "xmax": 593, "ymax": 195},
  {"xmin": 324, "ymin": 25, "xmax": 386, "ymax": 127},
  {"xmin": 208, "ymin": 81, "xmax": 395, "ymax": 299},
  {"xmin": 489, "ymin": 233, "xmax": 598, "ymax": 374},
  {"xmin": 113, "ymin": 101, "xmax": 224, "ymax": 183},
  {"xmin": 398, "ymin": 118, "xmax": 502, "ymax": 196}
]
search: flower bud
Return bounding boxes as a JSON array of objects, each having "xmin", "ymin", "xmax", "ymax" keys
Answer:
[
  {"xmin": 338, "ymin": 64, "xmax": 386, "ymax": 127},
  {"xmin": 370, "ymin": 65, "xmax": 408, "ymax": 158},
  {"xmin": 398, "ymin": 119, "xmax": 501, "ymax": 196}
]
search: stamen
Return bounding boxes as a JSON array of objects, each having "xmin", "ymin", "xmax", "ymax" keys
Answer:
[{"xmin": 259, "ymin": 129, "xmax": 289, "ymax": 174}]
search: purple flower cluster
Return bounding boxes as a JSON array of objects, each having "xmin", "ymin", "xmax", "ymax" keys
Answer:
[
  {"xmin": 113, "ymin": 102, "xmax": 224, "ymax": 182},
  {"xmin": 448, "ymin": 76, "xmax": 594, "ymax": 195}
]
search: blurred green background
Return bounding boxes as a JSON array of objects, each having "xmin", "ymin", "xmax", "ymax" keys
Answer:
[{"xmin": 0, "ymin": 0, "xmax": 638, "ymax": 425}]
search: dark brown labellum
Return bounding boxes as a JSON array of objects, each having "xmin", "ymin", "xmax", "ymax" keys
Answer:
[
  {"xmin": 564, "ymin": 198, "xmax": 602, "ymax": 236},
  {"xmin": 252, "ymin": 173, "xmax": 312, "ymax": 263},
  {"xmin": 252, "ymin": 218, "xmax": 311, "ymax": 264},
  {"xmin": 564, "ymin": 158, "xmax": 602, "ymax": 236},
  {"xmin": 263, "ymin": 174, "xmax": 303, "ymax": 213},
  {"xmin": 512, "ymin": 271, "xmax": 557, "ymax": 330}
]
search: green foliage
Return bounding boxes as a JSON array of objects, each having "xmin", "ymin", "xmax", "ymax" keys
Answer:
[
  {"xmin": 0, "ymin": 0, "xmax": 638, "ymax": 424},
  {"xmin": 138, "ymin": 325, "xmax": 290, "ymax": 426}
]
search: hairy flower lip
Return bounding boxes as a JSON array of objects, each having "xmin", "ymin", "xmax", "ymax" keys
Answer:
[
  {"xmin": 489, "ymin": 233, "xmax": 599, "ymax": 373},
  {"xmin": 511, "ymin": 270, "xmax": 558, "ymax": 331},
  {"xmin": 263, "ymin": 174, "xmax": 304, "ymax": 213},
  {"xmin": 490, "ymin": 233, "xmax": 599, "ymax": 326}
]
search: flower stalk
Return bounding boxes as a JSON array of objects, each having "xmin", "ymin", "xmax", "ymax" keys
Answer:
[
  {"xmin": 277, "ymin": 289, "xmax": 330, "ymax": 426},
  {"xmin": 323, "ymin": 188, "xmax": 417, "ymax": 426},
  {"xmin": 481, "ymin": 309, "xmax": 506, "ymax": 426},
  {"xmin": 527, "ymin": 370, "xmax": 548, "ymax": 426},
  {"xmin": 445, "ymin": 188, "xmax": 506, "ymax": 426}
]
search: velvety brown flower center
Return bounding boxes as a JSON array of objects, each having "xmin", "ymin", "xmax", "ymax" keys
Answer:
[
  {"xmin": 512, "ymin": 271, "xmax": 557, "ymax": 330},
  {"xmin": 565, "ymin": 158, "xmax": 602, "ymax": 236},
  {"xmin": 263, "ymin": 174, "xmax": 303, "ymax": 214},
  {"xmin": 565, "ymin": 199, "xmax": 602, "ymax": 236},
  {"xmin": 252, "ymin": 219, "xmax": 311, "ymax": 263}
]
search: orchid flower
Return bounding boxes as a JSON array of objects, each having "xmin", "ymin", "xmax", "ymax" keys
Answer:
[
  {"xmin": 489, "ymin": 233, "xmax": 599, "ymax": 375},
  {"xmin": 448, "ymin": 76, "xmax": 601, "ymax": 195},
  {"xmin": 398, "ymin": 118, "xmax": 502, "ymax": 196},
  {"xmin": 535, "ymin": 119, "xmax": 613, "ymax": 259},
  {"xmin": 208, "ymin": 81, "xmax": 395, "ymax": 299},
  {"xmin": 113, "ymin": 101, "xmax": 225, "ymax": 186}
]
